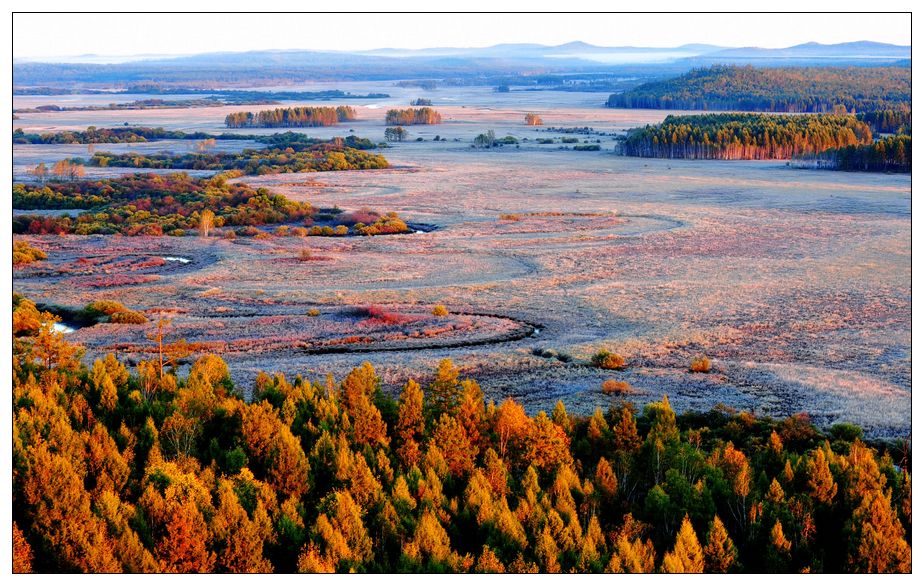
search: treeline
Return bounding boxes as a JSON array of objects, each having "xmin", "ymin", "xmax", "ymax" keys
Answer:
[
  {"xmin": 82, "ymin": 138, "xmax": 387, "ymax": 176},
  {"xmin": 14, "ymin": 127, "xmax": 378, "ymax": 149},
  {"xmin": 13, "ymin": 126, "xmax": 223, "ymax": 145},
  {"xmin": 385, "ymin": 107, "xmax": 442, "ymax": 125},
  {"xmin": 11, "ymin": 301, "xmax": 911, "ymax": 573},
  {"xmin": 624, "ymin": 114, "xmax": 873, "ymax": 160},
  {"xmin": 12, "ymin": 86, "xmax": 390, "ymax": 100},
  {"xmin": 607, "ymin": 65, "xmax": 911, "ymax": 113},
  {"xmin": 225, "ymin": 106, "xmax": 357, "ymax": 128},
  {"xmin": 804, "ymin": 135, "xmax": 911, "ymax": 173},
  {"xmin": 13, "ymin": 98, "xmax": 264, "ymax": 114}
]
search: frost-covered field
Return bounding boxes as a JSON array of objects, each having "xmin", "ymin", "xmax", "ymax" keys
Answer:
[{"xmin": 13, "ymin": 85, "xmax": 911, "ymax": 438}]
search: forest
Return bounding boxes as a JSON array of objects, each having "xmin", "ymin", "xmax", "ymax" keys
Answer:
[
  {"xmin": 622, "ymin": 113, "xmax": 874, "ymax": 160},
  {"xmin": 607, "ymin": 65, "xmax": 911, "ymax": 113},
  {"xmin": 857, "ymin": 109, "xmax": 912, "ymax": 135},
  {"xmin": 225, "ymin": 107, "xmax": 357, "ymax": 128},
  {"xmin": 806, "ymin": 135, "xmax": 911, "ymax": 172},
  {"xmin": 385, "ymin": 108, "xmax": 442, "ymax": 125},
  {"xmin": 10, "ymin": 297, "xmax": 911, "ymax": 573},
  {"xmin": 76, "ymin": 135, "xmax": 388, "ymax": 176}
]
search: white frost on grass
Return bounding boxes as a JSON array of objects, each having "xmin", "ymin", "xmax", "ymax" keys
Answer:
[{"xmin": 743, "ymin": 361, "xmax": 910, "ymax": 430}]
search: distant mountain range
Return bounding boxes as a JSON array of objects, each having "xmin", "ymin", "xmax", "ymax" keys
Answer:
[
  {"xmin": 17, "ymin": 40, "xmax": 909, "ymax": 67},
  {"xmin": 13, "ymin": 41, "xmax": 910, "ymax": 89}
]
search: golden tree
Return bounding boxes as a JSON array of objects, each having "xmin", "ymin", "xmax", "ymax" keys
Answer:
[
  {"xmin": 661, "ymin": 515, "xmax": 704, "ymax": 573},
  {"xmin": 703, "ymin": 515, "xmax": 737, "ymax": 572},
  {"xmin": 199, "ymin": 209, "xmax": 215, "ymax": 237},
  {"xmin": 806, "ymin": 447, "xmax": 838, "ymax": 505},
  {"xmin": 846, "ymin": 488, "xmax": 911, "ymax": 573},
  {"xmin": 396, "ymin": 379, "xmax": 425, "ymax": 468}
]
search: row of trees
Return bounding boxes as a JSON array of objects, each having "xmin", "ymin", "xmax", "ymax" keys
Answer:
[
  {"xmin": 607, "ymin": 65, "xmax": 910, "ymax": 113},
  {"xmin": 225, "ymin": 106, "xmax": 357, "ymax": 128},
  {"xmin": 11, "ymin": 297, "xmax": 911, "ymax": 573},
  {"xmin": 29, "ymin": 161, "xmax": 86, "ymax": 184},
  {"xmin": 624, "ymin": 114, "xmax": 874, "ymax": 160},
  {"xmin": 13, "ymin": 126, "xmax": 221, "ymax": 145},
  {"xmin": 77, "ymin": 136, "xmax": 388, "ymax": 176},
  {"xmin": 385, "ymin": 108, "xmax": 442, "ymax": 125}
]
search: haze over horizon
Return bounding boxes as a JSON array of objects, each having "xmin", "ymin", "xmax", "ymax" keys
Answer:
[{"xmin": 13, "ymin": 12, "xmax": 910, "ymax": 62}]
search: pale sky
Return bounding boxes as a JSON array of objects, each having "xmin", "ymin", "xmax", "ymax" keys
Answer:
[{"xmin": 13, "ymin": 12, "xmax": 911, "ymax": 61}]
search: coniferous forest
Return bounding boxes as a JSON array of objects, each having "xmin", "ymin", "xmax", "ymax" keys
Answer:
[
  {"xmin": 623, "ymin": 114, "xmax": 874, "ymax": 160},
  {"xmin": 808, "ymin": 135, "xmax": 911, "ymax": 172},
  {"xmin": 606, "ymin": 65, "xmax": 910, "ymax": 113},
  {"xmin": 11, "ymin": 298, "xmax": 912, "ymax": 573}
]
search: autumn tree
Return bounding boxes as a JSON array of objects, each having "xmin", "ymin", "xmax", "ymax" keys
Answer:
[
  {"xmin": 703, "ymin": 515, "xmax": 737, "ymax": 572},
  {"xmin": 396, "ymin": 379, "xmax": 425, "ymax": 468},
  {"xmin": 661, "ymin": 515, "xmax": 704, "ymax": 573},
  {"xmin": 427, "ymin": 358, "xmax": 463, "ymax": 419},
  {"xmin": 805, "ymin": 446, "xmax": 838, "ymax": 505},
  {"xmin": 31, "ymin": 162, "xmax": 48, "ymax": 185},
  {"xmin": 199, "ymin": 209, "xmax": 215, "ymax": 237},
  {"xmin": 845, "ymin": 488, "xmax": 911, "ymax": 573}
]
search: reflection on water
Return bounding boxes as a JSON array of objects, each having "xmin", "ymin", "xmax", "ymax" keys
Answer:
[
  {"xmin": 52, "ymin": 322, "xmax": 76, "ymax": 334},
  {"xmin": 162, "ymin": 256, "xmax": 191, "ymax": 264}
]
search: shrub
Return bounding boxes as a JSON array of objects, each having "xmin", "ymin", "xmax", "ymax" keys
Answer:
[
  {"xmin": 307, "ymin": 308, "xmax": 321, "ymax": 317},
  {"xmin": 275, "ymin": 225, "xmax": 290, "ymax": 236},
  {"xmin": 601, "ymin": 379, "xmax": 633, "ymax": 394},
  {"xmin": 690, "ymin": 356, "xmax": 711, "ymax": 373},
  {"xmin": 499, "ymin": 214, "xmax": 522, "ymax": 221},
  {"xmin": 83, "ymin": 300, "xmax": 129, "ymax": 318},
  {"xmin": 591, "ymin": 349, "xmax": 627, "ymax": 370},
  {"xmin": 109, "ymin": 310, "xmax": 148, "ymax": 324},
  {"xmin": 291, "ymin": 227, "xmax": 308, "ymax": 237},
  {"xmin": 12, "ymin": 240, "xmax": 47, "ymax": 265},
  {"xmin": 432, "ymin": 305, "xmax": 449, "ymax": 317},
  {"xmin": 82, "ymin": 300, "xmax": 147, "ymax": 324},
  {"xmin": 299, "ymin": 249, "xmax": 314, "ymax": 261}
]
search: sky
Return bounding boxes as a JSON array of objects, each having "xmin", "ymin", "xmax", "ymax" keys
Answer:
[{"xmin": 13, "ymin": 12, "xmax": 911, "ymax": 61}]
